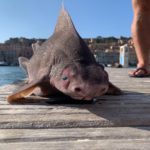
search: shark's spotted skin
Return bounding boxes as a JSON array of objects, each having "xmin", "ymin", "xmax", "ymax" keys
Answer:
[{"xmin": 7, "ymin": 6, "xmax": 122, "ymax": 103}]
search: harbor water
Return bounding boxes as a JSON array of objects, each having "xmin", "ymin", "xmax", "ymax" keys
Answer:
[{"xmin": 0, "ymin": 66, "xmax": 26, "ymax": 86}]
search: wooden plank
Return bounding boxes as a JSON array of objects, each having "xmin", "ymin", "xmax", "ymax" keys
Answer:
[
  {"xmin": 0, "ymin": 127, "xmax": 150, "ymax": 142},
  {"xmin": 0, "ymin": 127, "xmax": 150, "ymax": 150},
  {"xmin": 0, "ymin": 112, "xmax": 150, "ymax": 128},
  {"xmin": 1, "ymin": 105, "xmax": 150, "ymax": 114},
  {"xmin": 0, "ymin": 98, "xmax": 150, "ymax": 128},
  {"xmin": 0, "ymin": 140, "xmax": 150, "ymax": 150}
]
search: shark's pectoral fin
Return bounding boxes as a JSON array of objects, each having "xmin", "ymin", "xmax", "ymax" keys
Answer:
[
  {"xmin": 18, "ymin": 57, "xmax": 29, "ymax": 74},
  {"xmin": 106, "ymin": 82, "xmax": 123, "ymax": 95},
  {"xmin": 7, "ymin": 80, "xmax": 42, "ymax": 103}
]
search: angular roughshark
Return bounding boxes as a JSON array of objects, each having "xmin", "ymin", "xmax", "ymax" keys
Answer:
[{"xmin": 7, "ymin": 6, "xmax": 121, "ymax": 103}]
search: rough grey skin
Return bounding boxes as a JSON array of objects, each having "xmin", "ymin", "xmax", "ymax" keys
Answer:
[{"xmin": 7, "ymin": 6, "xmax": 122, "ymax": 103}]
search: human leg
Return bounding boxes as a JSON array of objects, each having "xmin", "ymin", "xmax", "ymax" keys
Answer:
[{"xmin": 129, "ymin": 0, "xmax": 150, "ymax": 77}]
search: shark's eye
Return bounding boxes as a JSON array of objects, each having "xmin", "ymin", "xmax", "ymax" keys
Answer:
[{"xmin": 62, "ymin": 76, "xmax": 68, "ymax": 80}]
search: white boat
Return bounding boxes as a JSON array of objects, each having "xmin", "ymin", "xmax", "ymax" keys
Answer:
[{"xmin": 0, "ymin": 61, "xmax": 8, "ymax": 66}]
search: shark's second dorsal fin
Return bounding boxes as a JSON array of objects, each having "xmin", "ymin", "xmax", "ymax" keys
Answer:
[
  {"xmin": 32, "ymin": 41, "xmax": 42, "ymax": 53},
  {"xmin": 18, "ymin": 57, "xmax": 29, "ymax": 74}
]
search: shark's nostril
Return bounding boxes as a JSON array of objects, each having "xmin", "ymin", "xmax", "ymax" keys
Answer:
[
  {"xmin": 101, "ymin": 87, "xmax": 106, "ymax": 93},
  {"xmin": 74, "ymin": 87, "xmax": 81, "ymax": 92}
]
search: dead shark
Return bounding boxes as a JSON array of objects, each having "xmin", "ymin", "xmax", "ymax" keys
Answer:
[{"xmin": 7, "ymin": 6, "xmax": 122, "ymax": 103}]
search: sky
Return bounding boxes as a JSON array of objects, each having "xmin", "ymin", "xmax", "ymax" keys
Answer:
[{"xmin": 0, "ymin": 0, "xmax": 133, "ymax": 43}]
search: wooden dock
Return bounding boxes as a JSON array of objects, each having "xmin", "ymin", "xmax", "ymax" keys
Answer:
[{"xmin": 0, "ymin": 68, "xmax": 150, "ymax": 150}]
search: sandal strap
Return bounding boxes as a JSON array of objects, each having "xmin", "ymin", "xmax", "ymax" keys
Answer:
[{"xmin": 133, "ymin": 67, "xmax": 148, "ymax": 75}]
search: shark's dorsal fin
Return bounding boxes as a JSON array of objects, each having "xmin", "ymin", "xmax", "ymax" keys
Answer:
[
  {"xmin": 49, "ymin": 4, "xmax": 96, "ymax": 64},
  {"xmin": 54, "ymin": 5, "xmax": 78, "ymax": 35},
  {"xmin": 61, "ymin": 0, "xmax": 65, "ymax": 10}
]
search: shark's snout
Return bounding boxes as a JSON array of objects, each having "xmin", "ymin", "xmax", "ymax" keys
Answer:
[{"xmin": 69, "ymin": 81, "xmax": 109, "ymax": 100}]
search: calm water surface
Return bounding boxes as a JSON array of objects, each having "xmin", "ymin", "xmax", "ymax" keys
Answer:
[{"xmin": 0, "ymin": 66, "xmax": 26, "ymax": 86}]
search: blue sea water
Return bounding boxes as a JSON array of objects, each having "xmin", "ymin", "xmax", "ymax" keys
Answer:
[{"xmin": 0, "ymin": 66, "xmax": 26, "ymax": 86}]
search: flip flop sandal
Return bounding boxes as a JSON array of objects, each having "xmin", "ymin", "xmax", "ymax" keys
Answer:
[{"xmin": 129, "ymin": 67, "xmax": 150, "ymax": 78}]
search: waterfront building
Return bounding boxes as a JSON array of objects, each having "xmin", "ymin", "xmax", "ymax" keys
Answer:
[{"xmin": 0, "ymin": 44, "xmax": 33, "ymax": 65}]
